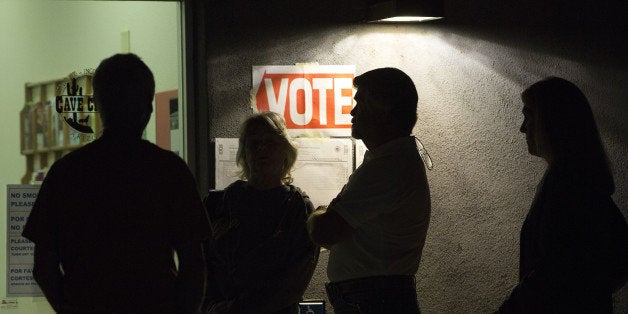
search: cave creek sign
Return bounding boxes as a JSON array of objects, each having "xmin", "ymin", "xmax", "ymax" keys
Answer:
[
  {"xmin": 56, "ymin": 76, "xmax": 97, "ymax": 135},
  {"xmin": 252, "ymin": 65, "xmax": 355, "ymax": 137},
  {"xmin": 55, "ymin": 95, "xmax": 96, "ymax": 134}
]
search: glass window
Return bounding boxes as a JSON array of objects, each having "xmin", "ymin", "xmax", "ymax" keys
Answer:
[{"xmin": 0, "ymin": 1, "xmax": 184, "ymax": 312}]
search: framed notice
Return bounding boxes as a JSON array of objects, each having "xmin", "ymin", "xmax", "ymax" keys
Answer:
[
  {"xmin": 291, "ymin": 138, "xmax": 353, "ymax": 207},
  {"xmin": 355, "ymin": 139, "xmax": 367, "ymax": 169},
  {"xmin": 6, "ymin": 185, "xmax": 43, "ymax": 297},
  {"xmin": 214, "ymin": 138, "xmax": 241, "ymax": 190}
]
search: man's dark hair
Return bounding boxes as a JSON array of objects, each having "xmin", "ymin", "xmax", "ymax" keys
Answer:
[
  {"xmin": 93, "ymin": 53, "xmax": 155, "ymax": 135},
  {"xmin": 353, "ymin": 67, "xmax": 418, "ymax": 134}
]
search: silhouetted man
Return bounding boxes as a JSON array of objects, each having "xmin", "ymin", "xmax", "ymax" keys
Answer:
[
  {"xmin": 307, "ymin": 67, "xmax": 431, "ymax": 313},
  {"xmin": 22, "ymin": 53, "xmax": 211, "ymax": 314}
]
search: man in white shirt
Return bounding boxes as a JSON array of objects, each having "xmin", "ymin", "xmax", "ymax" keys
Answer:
[{"xmin": 307, "ymin": 67, "xmax": 431, "ymax": 313}]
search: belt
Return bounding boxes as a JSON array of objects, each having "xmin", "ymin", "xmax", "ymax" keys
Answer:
[{"xmin": 327, "ymin": 275, "xmax": 415, "ymax": 293}]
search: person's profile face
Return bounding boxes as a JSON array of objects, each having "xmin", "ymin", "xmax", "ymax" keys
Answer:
[
  {"xmin": 243, "ymin": 122, "xmax": 286, "ymax": 180},
  {"xmin": 351, "ymin": 88, "xmax": 386, "ymax": 140},
  {"xmin": 520, "ymin": 101, "xmax": 550, "ymax": 160}
]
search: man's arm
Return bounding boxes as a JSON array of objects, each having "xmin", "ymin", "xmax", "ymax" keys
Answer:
[
  {"xmin": 32, "ymin": 245, "xmax": 64, "ymax": 313},
  {"xmin": 174, "ymin": 241, "xmax": 206, "ymax": 314},
  {"xmin": 307, "ymin": 205, "xmax": 354, "ymax": 249}
]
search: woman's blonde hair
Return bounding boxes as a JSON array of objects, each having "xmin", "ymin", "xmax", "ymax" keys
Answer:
[{"xmin": 236, "ymin": 111, "xmax": 298, "ymax": 184}]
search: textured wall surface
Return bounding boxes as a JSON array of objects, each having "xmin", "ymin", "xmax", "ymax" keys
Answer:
[{"xmin": 204, "ymin": 1, "xmax": 627, "ymax": 312}]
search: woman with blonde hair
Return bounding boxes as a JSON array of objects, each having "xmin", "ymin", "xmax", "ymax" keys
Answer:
[{"xmin": 202, "ymin": 111, "xmax": 319, "ymax": 314}]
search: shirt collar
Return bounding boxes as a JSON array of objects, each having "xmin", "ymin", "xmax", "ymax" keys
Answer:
[{"xmin": 364, "ymin": 136, "xmax": 414, "ymax": 162}]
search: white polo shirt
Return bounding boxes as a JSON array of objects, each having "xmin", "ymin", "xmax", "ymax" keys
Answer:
[{"xmin": 327, "ymin": 136, "xmax": 431, "ymax": 282}]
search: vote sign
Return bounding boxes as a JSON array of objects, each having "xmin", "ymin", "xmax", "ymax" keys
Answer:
[{"xmin": 252, "ymin": 65, "xmax": 355, "ymax": 137}]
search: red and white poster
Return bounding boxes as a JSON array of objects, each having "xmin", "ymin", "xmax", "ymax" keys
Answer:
[{"xmin": 252, "ymin": 65, "xmax": 355, "ymax": 137}]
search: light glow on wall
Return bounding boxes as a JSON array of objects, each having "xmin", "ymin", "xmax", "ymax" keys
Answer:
[{"xmin": 371, "ymin": 16, "xmax": 442, "ymax": 23}]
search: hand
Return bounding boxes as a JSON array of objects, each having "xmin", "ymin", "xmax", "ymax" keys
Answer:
[{"xmin": 208, "ymin": 300, "xmax": 234, "ymax": 314}]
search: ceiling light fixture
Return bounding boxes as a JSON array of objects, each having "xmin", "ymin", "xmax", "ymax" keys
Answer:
[{"xmin": 366, "ymin": 0, "xmax": 444, "ymax": 23}]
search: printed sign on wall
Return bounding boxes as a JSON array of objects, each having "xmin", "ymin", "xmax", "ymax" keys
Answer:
[
  {"xmin": 6, "ymin": 185, "xmax": 42, "ymax": 297},
  {"xmin": 55, "ymin": 73, "xmax": 98, "ymax": 144},
  {"xmin": 252, "ymin": 65, "xmax": 355, "ymax": 137}
]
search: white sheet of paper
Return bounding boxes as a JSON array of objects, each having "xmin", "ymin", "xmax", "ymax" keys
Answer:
[
  {"xmin": 213, "ymin": 137, "xmax": 354, "ymax": 207},
  {"xmin": 6, "ymin": 185, "xmax": 43, "ymax": 297},
  {"xmin": 354, "ymin": 139, "xmax": 367, "ymax": 169},
  {"xmin": 214, "ymin": 138, "xmax": 240, "ymax": 189},
  {"xmin": 291, "ymin": 138, "xmax": 353, "ymax": 207}
]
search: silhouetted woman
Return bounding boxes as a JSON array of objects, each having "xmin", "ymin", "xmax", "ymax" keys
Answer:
[
  {"xmin": 499, "ymin": 77, "xmax": 627, "ymax": 313},
  {"xmin": 202, "ymin": 112, "xmax": 319, "ymax": 314}
]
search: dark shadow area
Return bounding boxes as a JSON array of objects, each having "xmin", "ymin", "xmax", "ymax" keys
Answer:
[{"xmin": 440, "ymin": 0, "xmax": 627, "ymax": 66}]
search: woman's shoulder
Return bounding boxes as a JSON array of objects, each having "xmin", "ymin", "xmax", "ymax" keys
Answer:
[
  {"xmin": 203, "ymin": 180, "xmax": 247, "ymax": 213},
  {"xmin": 544, "ymin": 165, "xmax": 595, "ymax": 196},
  {"xmin": 225, "ymin": 180, "xmax": 247, "ymax": 190},
  {"xmin": 286, "ymin": 185, "xmax": 315, "ymax": 214},
  {"xmin": 286, "ymin": 184, "xmax": 309, "ymax": 199}
]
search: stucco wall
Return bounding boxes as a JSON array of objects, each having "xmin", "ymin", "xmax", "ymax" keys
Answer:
[{"xmin": 204, "ymin": 2, "xmax": 627, "ymax": 313}]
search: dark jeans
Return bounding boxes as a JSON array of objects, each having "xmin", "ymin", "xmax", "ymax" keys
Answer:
[{"xmin": 325, "ymin": 275, "xmax": 420, "ymax": 314}]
